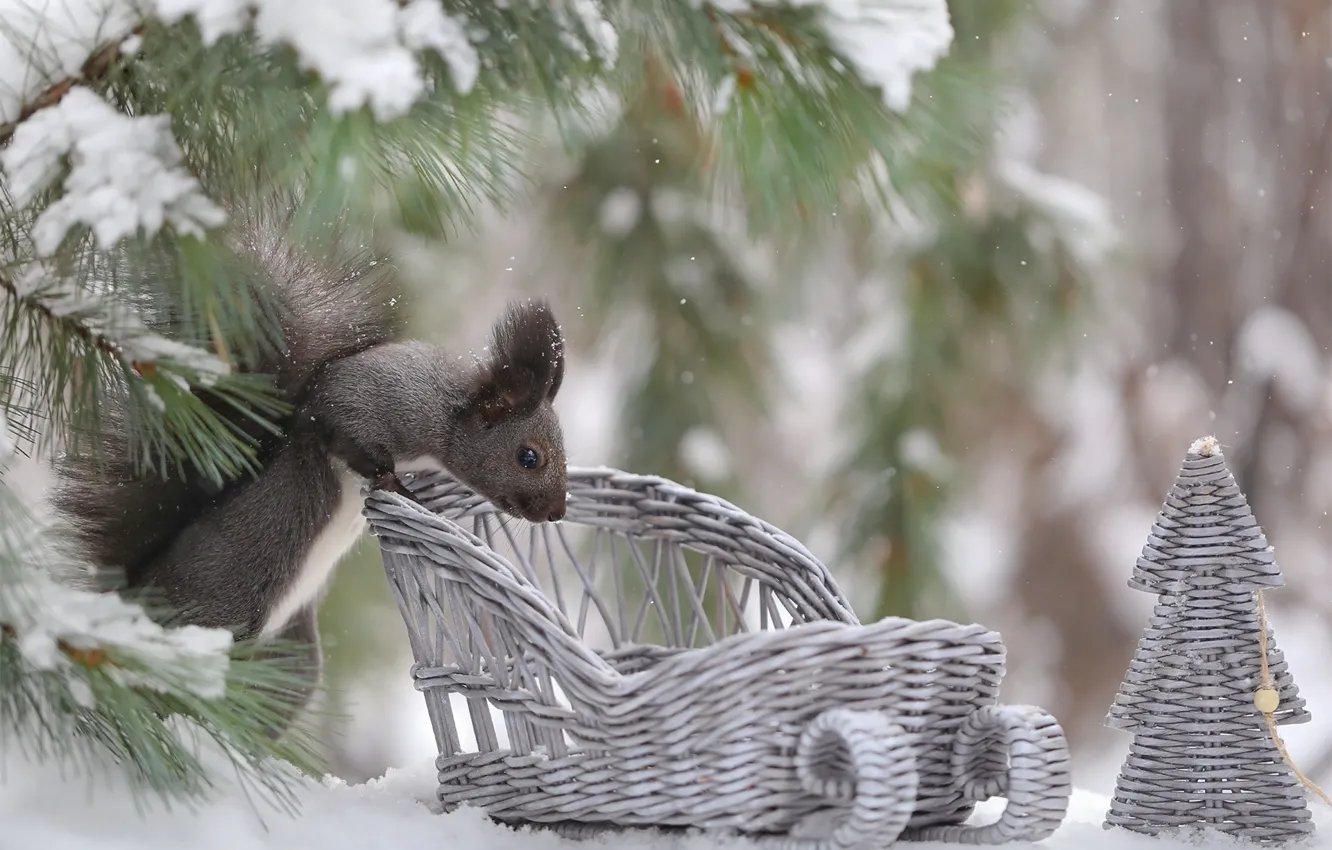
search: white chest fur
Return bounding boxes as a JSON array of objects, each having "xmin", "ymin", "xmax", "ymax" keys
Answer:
[{"xmin": 260, "ymin": 461, "xmax": 369, "ymax": 638}]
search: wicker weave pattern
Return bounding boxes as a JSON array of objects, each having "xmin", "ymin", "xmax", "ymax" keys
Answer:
[
  {"xmin": 1104, "ymin": 443, "xmax": 1314, "ymax": 843},
  {"xmin": 367, "ymin": 468, "xmax": 1073, "ymax": 846}
]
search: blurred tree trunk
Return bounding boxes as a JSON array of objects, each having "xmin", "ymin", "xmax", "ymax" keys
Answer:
[
  {"xmin": 1162, "ymin": 0, "xmax": 1241, "ymax": 399},
  {"xmin": 997, "ymin": 396, "xmax": 1137, "ymax": 751},
  {"xmin": 1234, "ymin": 2, "xmax": 1332, "ymax": 524},
  {"xmin": 989, "ymin": 0, "xmax": 1332, "ymax": 760}
]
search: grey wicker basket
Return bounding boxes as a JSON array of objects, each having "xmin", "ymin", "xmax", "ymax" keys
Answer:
[{"xmin": 364, "ymin": 467, "xmax": 1072, "ymax": 848}]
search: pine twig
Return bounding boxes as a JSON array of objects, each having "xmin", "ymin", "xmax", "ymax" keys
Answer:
[
  {"xmin": 0, "ymin": 622, "xmax": 111, "ymax": 670},
  {"xmin": 0, "ymin": 272, "xmax": 126, "ymax": 365},
  {"xmin": 0, "ymin": 25, "xmax": 144, "ymax": 145}
]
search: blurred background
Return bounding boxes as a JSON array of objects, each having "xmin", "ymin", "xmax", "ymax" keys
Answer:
[
  {"xmin": 12, "ymin": 0, "xmax": 1332, "ymax": 795},
  {"xmin": 302, "ymin": 0, "xmax": 1332, "ymax": 792}
]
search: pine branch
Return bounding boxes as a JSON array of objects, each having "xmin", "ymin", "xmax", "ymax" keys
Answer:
[
  {"xmin": 0, "ymin": 26, "xmax": 142, "ymax": 146},
  {"xmin": 0, "ymin": 269, "xmax": 137, "ymax": 366},
  {"xmin": 1, "ymin": 2, "xmax": 965, "ymax": 252},
  {"xmin": 833, "ymin": 160, "xmax": 1111, "ymax": 622},
  {"xmin": 0, "ymin": 261, "xmax": 286, "ymax": 482},
  {"xmin": 0, "ymin": 486, "xmax": 323, "ymax": 810}
]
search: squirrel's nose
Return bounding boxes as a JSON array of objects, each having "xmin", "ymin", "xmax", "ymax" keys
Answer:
[{"xmin": 546, "ymin": 502, "xmax": 566, "ymax": 522}]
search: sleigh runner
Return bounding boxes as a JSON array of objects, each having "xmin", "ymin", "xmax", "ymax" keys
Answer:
[{"xmin": 365, "ymin": 468, "xmax": 1072, "ymax": 847}]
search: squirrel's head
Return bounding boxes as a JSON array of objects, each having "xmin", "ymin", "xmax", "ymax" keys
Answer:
[{"xmin": 452, "ymin": 299, "xmax": 568, "ymax": 524}]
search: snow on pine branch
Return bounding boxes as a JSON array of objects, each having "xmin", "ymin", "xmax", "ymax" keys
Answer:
[
  {"xmin": 0, "ymin": 513, "xmax": 233, "ymax": 704},
  {"xmin": 0, "ymin": 0, "xmax": 946, "ymax": 132},
  {"xmin": 995, "ymin": 159, "xmax": 1118, "ymax": 267},
  {"xmin": 0, "ymin": 0, "xmax": 608, "ymax": 258},
  {"xmin": 0, "ymin": 0, "xmax": 502, "ymax": 126},
  {"xmin": 0, "ymin": 0, "xmax": 139, "ymax": 126},
  {"xmin": 710, "ymin": 0, "xmax": 954, "ymax": 112},
  {"xmin": 6, "ymin": 259, "xmax": 231, "ymax": 379},
  {"xmin": 2, "ymin": 568, "xmax": 234, "ymax": 703},
  {"xmin": 153, "ymin": 0, "xmax": 485, "ymax": 119},
  {"xmin": 1, "ymin": 87, "xmax": 226, "ymax": 254}
]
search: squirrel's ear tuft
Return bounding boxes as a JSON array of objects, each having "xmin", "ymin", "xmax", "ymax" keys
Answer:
[{"xmin": 469, "ymin": 299, "xmax": 565, "ymax": 425}]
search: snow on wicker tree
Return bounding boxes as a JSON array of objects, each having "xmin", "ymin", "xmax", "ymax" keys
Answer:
[{"xmin": 1104, "ymin": 435, "xmax": 1313, "ymax": 843}]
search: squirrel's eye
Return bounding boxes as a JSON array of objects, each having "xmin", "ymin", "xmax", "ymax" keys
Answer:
[{"xmin": 517, "ymin": 447, "xmax": 540, "ymax": 470}]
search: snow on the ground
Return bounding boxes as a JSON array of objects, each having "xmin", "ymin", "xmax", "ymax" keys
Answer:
[{"xmin": 8, "ymin": 744, "xmax": 1330, "ymax": 850}]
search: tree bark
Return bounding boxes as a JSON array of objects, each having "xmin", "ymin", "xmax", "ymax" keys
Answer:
[{"xmin": 1162, "ymin": 0, "xmax": 1241, "ymax": 399}]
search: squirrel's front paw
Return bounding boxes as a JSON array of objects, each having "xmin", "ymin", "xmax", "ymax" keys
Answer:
[{"xmin": 372, "ymin": 472, "xmax": 419, "ymax": 503}]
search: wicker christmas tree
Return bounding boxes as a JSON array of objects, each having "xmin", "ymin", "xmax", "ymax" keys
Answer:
[{"xmin": 1104, "ymin": 436, "xmax": 1314, "ymax": 843}]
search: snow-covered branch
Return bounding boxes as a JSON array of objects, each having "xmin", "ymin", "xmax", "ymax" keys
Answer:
[
  {"xmin": 800, "ymin": 0, "xmax": 953, "ymax": 112},
  {"xmin": 1, "ymin": 0, "xmax": 952, "ymax": 138},
  {"xmin": 0, "ymin": 262, "xmax": 230, "ymax": 379},
  {"xmin": 0, "ymin": 0, "xmax": 497, "ymax": 130},
  {"xmin": 708, "ymin": 0, "xmax": 953, "ymax": 111},
  {"xmin": 0, "ymin": 571, "xmax": 234, "ymax": 704},
  {"xmin": 2, "ymin": 87, "xmax": 227, "ymax": 253},
  {"xmin": 0, "ymin": 484, "xmax": 320, "ymax": 806},
  {"xmin": 153, "ymin": 0, "xmax": 489, "ymax": 119},
  {"xmin": 0, "ymin": 0, "xmax": 141, "ymax": 128},
  {"xmin": 0, "ymin": 487, "xmax": 233, "ymax": 704}
]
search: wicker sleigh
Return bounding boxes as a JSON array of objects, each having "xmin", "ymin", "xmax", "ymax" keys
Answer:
[{"xmin": 364, "ymin": 468, "xmax": 1072, "ymax": 848}]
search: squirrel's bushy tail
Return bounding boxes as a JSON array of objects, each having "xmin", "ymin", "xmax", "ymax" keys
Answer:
[{"xmin": 52, "ymin": 200, "xmax": 406, "ymax": 588}]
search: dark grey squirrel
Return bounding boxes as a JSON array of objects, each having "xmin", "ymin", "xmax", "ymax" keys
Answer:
[{"xmin": 51, "ymin": 202, "xmax": 568, "ymax": 732}]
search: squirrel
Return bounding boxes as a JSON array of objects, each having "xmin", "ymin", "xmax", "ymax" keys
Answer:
[{"xmin": 50, "ymin": 201, "xmax": 568, "ymax": 733}]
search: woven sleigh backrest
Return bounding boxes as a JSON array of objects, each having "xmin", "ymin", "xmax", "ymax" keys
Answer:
[
  {"xmin": 370, "ymin": 494, "xmax": 614, "ymax": 671},
  {"xmin": 405, "ymin": 467, "xmax": 858, "ymax": 649},
  {"xmin": 369, "ymin": 467, "xmax": 859, "ymax": 761},
  {"xmin": 369, "ymin": 493, "xmax": 618, "ymax": 761}
]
